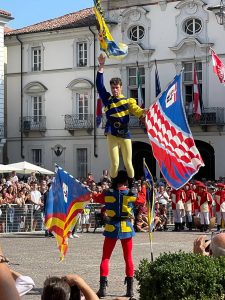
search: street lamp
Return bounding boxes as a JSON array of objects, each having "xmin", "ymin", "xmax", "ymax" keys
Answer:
[{"xmin": 208, "ymin": 0, "xmax": 225, "ymax": 25}]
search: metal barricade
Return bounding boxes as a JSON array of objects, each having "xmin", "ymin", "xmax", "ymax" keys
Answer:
[
  {"xmin": 167, "ymin": 203, "xmax": 174, "ymax": 225},
  {"xmin": 89, "ymin": 203, "xmax": 105, "ymax": 230},
  {"xmin": 0, "ymin": 204, "xmax": 44, "ymax": 233}
]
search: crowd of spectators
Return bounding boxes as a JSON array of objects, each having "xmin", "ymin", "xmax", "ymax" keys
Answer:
[
  {"xmin": 0, "ymin": 171, "xmax": 51, "ymax": 233},
  {"xmin": 1, "ymin": 168, "xmax": 225, "ymax": 234}
]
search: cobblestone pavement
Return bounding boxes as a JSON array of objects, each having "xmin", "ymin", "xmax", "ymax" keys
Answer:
[{"xmin": 1, "ymin": 228, "xmax": 211, "ymax": 300}]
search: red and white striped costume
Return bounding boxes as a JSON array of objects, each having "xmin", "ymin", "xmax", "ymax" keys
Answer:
[
  {"xmin": 197, "ymin": 189, "xmax": 213, "ymax": 227},
  {"xmin": 214, "ymin": 184, "xmax": 225, "ymax": 229},
  {"xmin": 171, "ymin": 189, "xmax": 186, "ymax": 228}
]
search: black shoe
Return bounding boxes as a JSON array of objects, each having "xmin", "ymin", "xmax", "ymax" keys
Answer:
[
  {"xmin": 172, "ymin": 223, "xmax": 179, "ymax": 231},
  {"xmin": 97, "ymin": 276, "xmax": 108, "ymax": 298},
  {"xmin": 124, "ymin": 277, "xmax": 134, "ymax": 298}
]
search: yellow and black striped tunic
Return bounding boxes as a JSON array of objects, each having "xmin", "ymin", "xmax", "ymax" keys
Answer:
[{"xmin": 96, "ymin": 72, "xmax": 144, "ymax": 138}]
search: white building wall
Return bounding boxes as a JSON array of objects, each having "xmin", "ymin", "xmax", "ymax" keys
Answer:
[
  {"xmin": 4, "ymin": 0, "xmax": 225, "ymax": 180},
  {"xmin": 0, "ymin": 25, "xmax": 4, "ymax": 125}
]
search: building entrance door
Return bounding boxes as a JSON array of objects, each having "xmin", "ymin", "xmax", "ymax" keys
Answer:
[
  {"xmin": 132, "ymin": 141, "xmax": 156, "ymax": 180},
  {"xmin": 195, "ymin": 140, "xmax": 215, "ymax": 180}
]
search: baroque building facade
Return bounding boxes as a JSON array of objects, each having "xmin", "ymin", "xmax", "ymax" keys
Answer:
[
  {"xmin": 4, "ymin": 0, "xmax": 225, "ymax": 181},
  {"xmin": 0, "ymin": 9, "xmax": 13, "ymax": 163}
]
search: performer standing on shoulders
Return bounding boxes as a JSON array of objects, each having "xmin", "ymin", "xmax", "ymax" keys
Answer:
[
  {"xmin": 96, "ymin": 54, "xmax": 147, "ymax": 190},
  {"xmin": 92, "ymin": 170, "xmax": 145, "ymax": 298}
]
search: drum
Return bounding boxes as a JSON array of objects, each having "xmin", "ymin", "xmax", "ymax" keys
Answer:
[{"xmin": 193, "ymin": 216, "xmax": 215, "ymax": 230}]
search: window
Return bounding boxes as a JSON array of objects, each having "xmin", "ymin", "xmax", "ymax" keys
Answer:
[
  {"xmin": 31, "ymin": 96, "xmax": 43, "ymax": 123},
  {"xmin": 77, "ymin": 42, "xmax": 87, "ymax": 67},
  {"xmin": 128, "ymin": 67, "xmax": 145, "ymax": 104},
  {"xmin": 183, "ymin": 62, "xmax": 202, "ymax": 114},
  {"xmin": 32, "ymin": 149, "xmax": 42, "ymax": 166},
  {"xmin": 128, "ymin": 25, "xmax": 145, "ymax": 41},
  {"xmin": 77, "ymin": 148, "xmax": 87, "ymax": 178},
  {"xmin": 32, "ymin": 47, "xmax": 41, "ymax": 71},
  {"xmin": 75, "ymin": 92, "xmax": 89, "ymax": 120},
  {"xmin": 183, "ymin": 18, "xmax": 202, "ymax": 35}
]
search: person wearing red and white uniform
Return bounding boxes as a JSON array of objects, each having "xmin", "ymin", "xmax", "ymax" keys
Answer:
[
  {"xmin": 192, "ymin": 182, "xmax": 201, "ymax": 217},
  {"xmin": 215, "ymin": 183, "xmax": 225, "ymax": 231},
  {"xmin": 184, "ymin": 183, "xmax": 196, "ymax": 231},
  {"xmin": 197, "ymin": 182, "xmax": 213, "ymax": 232},
  {"xmin": 171, "ymin": 188, "xmax": 186, "ymax": 231}
]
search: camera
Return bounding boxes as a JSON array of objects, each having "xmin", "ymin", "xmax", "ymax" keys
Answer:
[
  {"xmin": 205, "ymin": 239, "xmax": 210, "ymax": 253},
  {"xmin": 69, "ymin": 285, "xmax": 81, "ymax": 300}
]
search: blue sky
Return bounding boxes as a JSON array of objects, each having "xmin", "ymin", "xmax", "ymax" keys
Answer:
[{"xmin": 1, "ymin": 0, "xmax": 94, "ymax": 29}]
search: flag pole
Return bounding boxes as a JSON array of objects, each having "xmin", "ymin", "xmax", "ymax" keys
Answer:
[{"xmin": 143, "ymin": 157, "xmax": 154, "ymax": 262}]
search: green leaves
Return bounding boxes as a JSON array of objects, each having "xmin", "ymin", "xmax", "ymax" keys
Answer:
[{"xmin": 135, "ymin": 252, "xmax": 225, "ymax": 300}]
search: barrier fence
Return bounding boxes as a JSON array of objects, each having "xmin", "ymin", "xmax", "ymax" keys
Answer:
[
  {"xmin": 0, "ymin": 203, "xmax": 175, "ymax": 234},
  {"xmin": 0, "ymin": 204, "xmax": 43, "ymax": 233}
]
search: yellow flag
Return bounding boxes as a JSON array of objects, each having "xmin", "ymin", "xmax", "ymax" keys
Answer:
[{"xmin": 93, "ymin": 0, "xmax": 128, "ymax": 59}]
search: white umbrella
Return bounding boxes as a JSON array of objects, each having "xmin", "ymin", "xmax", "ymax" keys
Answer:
[
  {"xmin": 0, "ymin": 164, "xmax": 21, "ymax": 173},
  {"xmin": 6, "ymin": 161, "xmax": 54, "ymax": 175}
]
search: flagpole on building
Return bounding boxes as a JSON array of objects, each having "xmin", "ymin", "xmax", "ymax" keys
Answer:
[
  {"xmin": 143, "ymin": 157, "xmax": 154, "ymax": 262},
  {"xmin": 155, "ymin": 60, "xmax": 161, "ymax": 97}
]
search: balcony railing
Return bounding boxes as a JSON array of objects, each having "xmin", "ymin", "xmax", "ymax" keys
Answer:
[
  {"xmin": 65, "ymin": 114, "xmax": 93, "ymax": 131},
  {"xmin": 101, "ymin": 115, "xmax": 146, "ymax": 129},
  {"xmin": 20, "ymin": 116, "xmax": 46, "ymax": 132},
  {"xmin": 0, "ymin": 123, "xmax": 4, "ymax": 137},
  {"xmin": 188, "ymin": 107, "xmax": 225, "ymax": 126}
]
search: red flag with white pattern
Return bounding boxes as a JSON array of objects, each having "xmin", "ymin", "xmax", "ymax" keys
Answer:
[
  {"xmin": 193, "ymin": 65, "xmax": 201, "ymax": 120},
  {"xmin": 211, "ymin": 48, "xmax": 225, "ymax": 85}
]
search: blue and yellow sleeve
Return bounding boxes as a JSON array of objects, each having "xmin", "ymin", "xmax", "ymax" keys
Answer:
[{"xmin": 128, "ymin": 98, "xmax": 144, "ymax": 118}]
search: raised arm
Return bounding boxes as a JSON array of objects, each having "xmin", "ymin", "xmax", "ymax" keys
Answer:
[
  {"xmin": 96, "ymin": 54, "xmax": 111, "ymax": 103},
  {"xmin": 64, "ymin": 274, "xmax": 99, "ymax": 300},
  {"xmin": 97, "ymin": 53, "xmax": 105, "ymax": 74}
]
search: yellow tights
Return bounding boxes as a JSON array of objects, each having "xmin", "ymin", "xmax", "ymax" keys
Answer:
[{"xmin": 107, "ymin": 134, "xmax": 134, "ymax": 179}]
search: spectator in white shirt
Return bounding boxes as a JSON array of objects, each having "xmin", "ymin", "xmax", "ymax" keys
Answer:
[
  {"xmin": 10, "ymin": 171, "xmax": 19, "ymax": 184},
  {"xmin": 155, "ymin": 185, "xmax": 170, "ymax": 205},
  {"xmin": 29, "ymin": 182, "xmax": 43, "ymax": 231}
]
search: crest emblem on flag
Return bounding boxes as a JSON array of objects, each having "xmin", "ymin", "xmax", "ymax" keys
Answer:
[
  {"xmin": 62, "ymin": 183, "xmax": 68, "ymax": 203},
  {"xmin": 166, "ymin": 83, "xmax": 177, "ymax": 108}
]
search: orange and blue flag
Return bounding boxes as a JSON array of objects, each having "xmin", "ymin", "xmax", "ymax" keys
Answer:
[{"xmin": 45, "ymin": 166, "xmax": 91, "ymax": 260}]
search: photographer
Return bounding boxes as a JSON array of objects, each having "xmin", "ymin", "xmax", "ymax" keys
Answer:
[
  {"xmin": 0, "ymin": 244, "xmax": 20, "ymax": 300},
  {"xmin": 42, "ymin": 274, "xmax": 99, "ymax": 300},
  {"xmin": 193, "ymin": 232, "xmax": 225, "ymax": 257}
]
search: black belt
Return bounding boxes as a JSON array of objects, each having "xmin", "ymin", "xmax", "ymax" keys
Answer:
[{"xmin": 108, "ymin": 120, "xmax": 128, "ymax": 129}]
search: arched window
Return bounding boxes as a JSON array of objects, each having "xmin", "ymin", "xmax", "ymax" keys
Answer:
[
  {"xmin": 183, "ymin": 18, "xmax": 202, "ymax": 35},
  {"xmin": 128, "ymin": 25, "xmax": 145, "ymax": 41},
  {"xmin": 24, "ymin": 82, "xmax": 47, "ymax": 125},
  {"xmin": 67, "ymin": 79, "xmax": 93, "ymax": 120}
]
